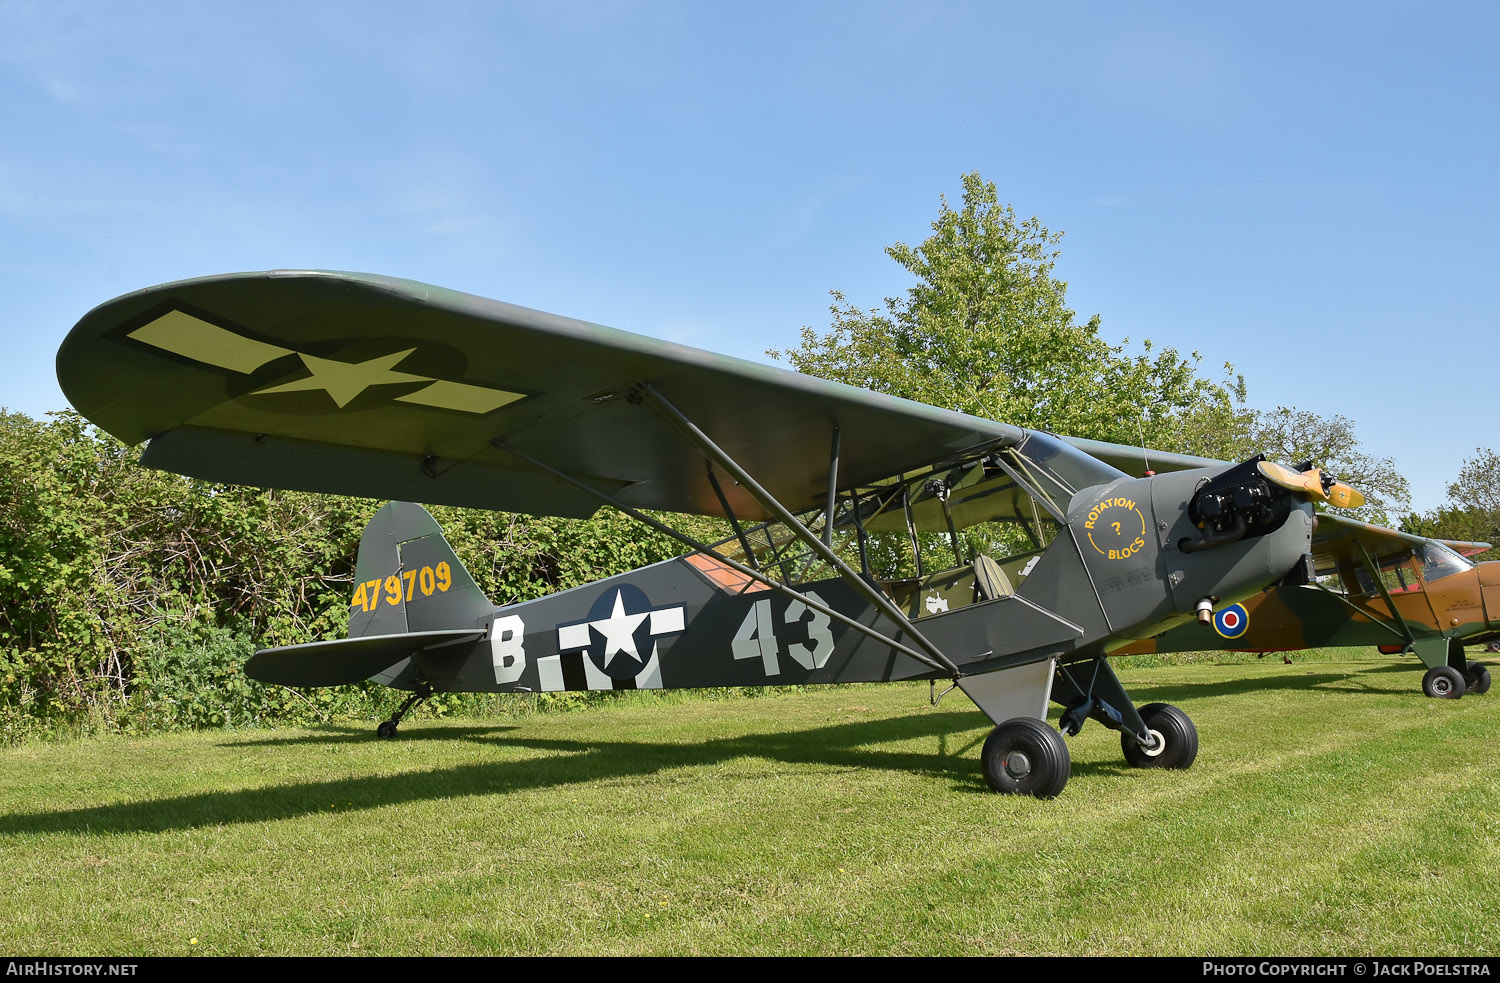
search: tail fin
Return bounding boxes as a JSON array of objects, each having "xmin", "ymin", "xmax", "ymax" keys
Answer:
[{"xmin": 348, "ymin": 501, "xmax": 493, "ymax": 638}]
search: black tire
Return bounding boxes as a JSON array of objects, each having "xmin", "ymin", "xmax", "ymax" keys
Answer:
[
  {"xmin": 1121, "ymin": 703, "xmax": 1199, "ymax": 770},
  {"xmin": 377, "ymin": 720, "xmax": 398, "ymax": 739},
  {"xmin": 1465, "ymin": 663, "xmax": 1491, "ymax": 695},
  {"xmin": 981, "ymin": 718, "xmax": 1071, "ymax": 798},
  {"xmin": 1422, "ymin": 665, "xmax": 1465, "ymax": 700}
]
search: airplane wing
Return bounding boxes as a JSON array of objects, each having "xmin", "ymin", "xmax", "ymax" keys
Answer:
[
  {"xmin": 57, "ymin": 270, "xmax": 1024, "ymax": 520},
  {"xmin": 1310, "ymin": 512, "xmax": 1487, "ymax": 576}
]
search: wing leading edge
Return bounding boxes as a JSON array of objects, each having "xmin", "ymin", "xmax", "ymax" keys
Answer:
[{"xmin": 59, "ymin": 270, "xmax": 1022, "ymax": 519}]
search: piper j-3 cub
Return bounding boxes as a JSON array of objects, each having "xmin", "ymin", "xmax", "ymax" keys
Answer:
[{"xmin": 56, "ymin": 270, "xmax": 1367, "ymax": 798}]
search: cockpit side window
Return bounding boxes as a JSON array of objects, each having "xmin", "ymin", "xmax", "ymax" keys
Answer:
[
  {"xmin": 703, "ymin": 431, "xmax": 1125, "ymax": 597},
  {"xmin": 1417, "ymin": 542, "xmax": 1473, "ymax": 583}
]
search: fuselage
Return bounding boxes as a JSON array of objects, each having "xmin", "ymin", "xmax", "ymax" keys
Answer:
[
  {"xmin": 374, "ymin": 452, "xmax": 1317, "ymax": 695},
  {"xmin": 1115, "ymin": 554, "xmax": 1500, "ymax": 658}
]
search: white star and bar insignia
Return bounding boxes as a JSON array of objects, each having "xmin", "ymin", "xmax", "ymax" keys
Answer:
[
  {"xmin": 126, "ymin": 309, "xmax": 524, "ymax": 415},
  {"xmin": 554, "ymin": 587, "xmax": 687, "ymax": 681}
]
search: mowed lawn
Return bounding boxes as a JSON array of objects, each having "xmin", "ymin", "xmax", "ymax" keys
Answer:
[{"xmin": 2, "ymin": 655, "xmax": 1498, "ymax": 956}]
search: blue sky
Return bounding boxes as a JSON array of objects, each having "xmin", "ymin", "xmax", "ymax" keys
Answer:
[{"xmin": 3, "ymin": 1, "xmax": 1495, "ymax": 514}]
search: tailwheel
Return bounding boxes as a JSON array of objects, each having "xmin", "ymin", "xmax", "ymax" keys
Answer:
[
  {"xmin": 981, "ymin": 718, "xmax": 1071, "ymax": 798},
  {"xmin": 1464, "ymin": 663, "xmax": 1490, "ymax": 695},
  {"xmin": 1121, "ymin": 703, "xmax": 1198, "ymax": 769},
  {"xmin": 376, "ymin": 682, "xmax": 433, "ymax": 737},
  {"xmin": 1422, "ymin": 665, "xmax": 1465, "ymax": 700}
]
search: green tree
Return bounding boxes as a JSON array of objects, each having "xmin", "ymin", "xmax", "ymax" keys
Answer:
[
  {"xmin": 0, "ymin": 409, "xmax": 709, "ymax": 739},
  {"xmin": 770, "ymin": 172, "xmax": 1405, "ymax": 528},
  {"xmin": 771, "ymin": 172, "xmax": 1235, "ymax": 448},
  {"xmin": 1402, "ymin": 448, "xmax": 1499, "ymax": 560},
  {"xmin": 1446, "ymin": 448, "xmax": 1500, "ymax": 525},
  {"xmin": 1246, "ymin": 407, "xmax": 1410, "ymax": 527}
]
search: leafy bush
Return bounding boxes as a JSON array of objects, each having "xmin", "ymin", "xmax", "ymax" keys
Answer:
[{"xmin": 0, "ymin": 409, "xmax": 711, "ymax": 741}]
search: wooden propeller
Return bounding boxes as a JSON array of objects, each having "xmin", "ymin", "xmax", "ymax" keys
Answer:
[{"xmin": 1258, "ymin": 461, "xmax": 1366, "ymax": 509}]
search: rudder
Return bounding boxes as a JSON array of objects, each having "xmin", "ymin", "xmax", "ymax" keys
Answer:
[{"xmin": 349, "ymin": 501, "xmax": 493, "ymax": 638}]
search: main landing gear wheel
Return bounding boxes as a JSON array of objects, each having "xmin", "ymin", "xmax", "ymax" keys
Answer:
[
  {"xmin": 1121, "ymin": 703, "xmax": 1198, "ymax": 770},
  {"xmin": 1422, "ymin": 665, "xmax": 1465, "ymax": 700},
  {"xmin": 377, "ymin": 720, "xmax": 399, "ymax": 739},
  {"xmin": 981, "ymin": 718, "xmax": 1071, "ymax": 798},
  {"xmin": 1465, "ymin": 663, "xmax": 1491, "ymax": 695}
]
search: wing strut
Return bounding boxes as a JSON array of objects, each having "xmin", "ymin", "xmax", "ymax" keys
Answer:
[
  {"xmin": 635, "ymin": 383, "xmax": 963, "ymax": 678},
  {"xmin": 824, "ymin": 426, "xmax": 840, "ymax": 548},
  {"xmin": 1309, "ymin": 581, "xmax": 1412, "ymax": 645},
  {"xmin": 1353, "ymin": 541, "xmax": 1409, "ymax": 628},
  {"xmin": 705, "ymin": 462, "xmax": 760, "ymax": 571},
  {"xmin": 1350, "ymin": 540, "xmax": 1418, "ymax": 645},
  {"xmin": 1307, "ymin": 542, "xmax": 1413, "ymax": 645},
  {"xmin": 494, "ymin": 441, "xmax": 958, "ymax": 677}
]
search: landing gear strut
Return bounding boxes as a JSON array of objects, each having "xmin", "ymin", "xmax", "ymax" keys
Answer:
[
  {"xmin": 377, "ymin": 682, "xmax": 433, "ymax": 738},
  {"xmin": 1121, "ymin": 703, "xmax": 1199, "ymax": 769},
  {"xmin": 966, "ymin": 657, "xmax": 1199, "ymax": 797}
]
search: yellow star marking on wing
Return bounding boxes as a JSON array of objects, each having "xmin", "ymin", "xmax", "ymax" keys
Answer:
[
  {"xmin": 252, "ymin": 349, "xmax": 431, "ymax": 408},
  {"xmin": 128, "ymin": 311, "xmax": 292, "ymax": 373},
  {"xmin": 126, "ymin": 309, "xmax": 527, "ymax": 415},
  {"xmin": 396, "ymin": 379, "xmax": 526, "ymax": 415}
]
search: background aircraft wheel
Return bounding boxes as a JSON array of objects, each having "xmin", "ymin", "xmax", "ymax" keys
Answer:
[
  {"xmin": 1422, "ymin": 665, "xmax": 1465, "ymax": 700},
  {"xmin": 377, "ymin": 721, "xmax": 398, "ymax": 739},
  {"xmin": 1464, "ymin": 663, "xmax": 1491, "ymax": 695},
  {"xmin": 981, "ymin": 718, "xmax": 1070, "ymax": 798},
  {"xmin": 1121, "ymin": 703, "xmax": 1198, "ymax": 769}
]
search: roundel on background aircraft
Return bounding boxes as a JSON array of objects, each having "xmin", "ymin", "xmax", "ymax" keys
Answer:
[{"xmin": 1213, "ymin": 603, "xmax": 1250, "ymax": 640}]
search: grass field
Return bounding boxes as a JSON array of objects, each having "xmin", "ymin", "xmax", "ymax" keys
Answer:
[{"xmin": 2, "ymin": 654, "xmax": 1498, "ymax": 956}]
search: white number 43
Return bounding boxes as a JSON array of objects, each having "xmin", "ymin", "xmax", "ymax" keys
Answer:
[{"xmin": 730, "ymin": 592, "xmax": 834, "ymax": 676}]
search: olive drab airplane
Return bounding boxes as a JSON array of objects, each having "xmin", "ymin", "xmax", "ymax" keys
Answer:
[
  {"xmin": 57, "ymin": 270, "xmax": 1371, "ymax": 798},
  {"xmin": 1113, "ymin": 513, "xmax": 1498, "ymax": 699}
]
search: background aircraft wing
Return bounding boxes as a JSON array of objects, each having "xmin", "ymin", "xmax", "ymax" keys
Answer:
[
  {"xmin": 1310, "ymin": 512, "xmax": 1488, "ymax": 576},
  {"xmin": 58, "ymin": 270, "xmax": 1023, "ymax": 519},
  {"xmin": 1444, "ymin": 539, "xmax": 1494, "ymax": 558},
  {"xmin": 1062, "ymin": 435, "xmax": 1225, "ymax": 477}
]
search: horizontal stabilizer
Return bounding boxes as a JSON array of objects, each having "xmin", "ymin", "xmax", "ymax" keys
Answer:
[{"xmin": 247, "ymin": 629, "xmax": 485, "ymax": 687}]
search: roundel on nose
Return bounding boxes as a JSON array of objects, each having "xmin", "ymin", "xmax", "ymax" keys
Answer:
[{"xmin": 1213, "ymin": 603, "xmax": 1250, "ymax": 639}]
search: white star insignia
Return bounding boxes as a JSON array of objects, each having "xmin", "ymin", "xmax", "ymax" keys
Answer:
[
  {"xmin": 590, "ymin": 590, "xmax": 652, "ymax": 665},
  {"xmin": 554, "ymin": 588, "xmax": 687, "ymax": 678}
]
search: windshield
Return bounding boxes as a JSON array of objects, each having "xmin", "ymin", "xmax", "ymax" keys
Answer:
[
  {"xmin": 1418, "ymin": 541, "xmax": 1474, "ymax": 583},
  {"xmin": 1002, "ymin": 431, "xmax": 1126, "ymax": 514}
]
